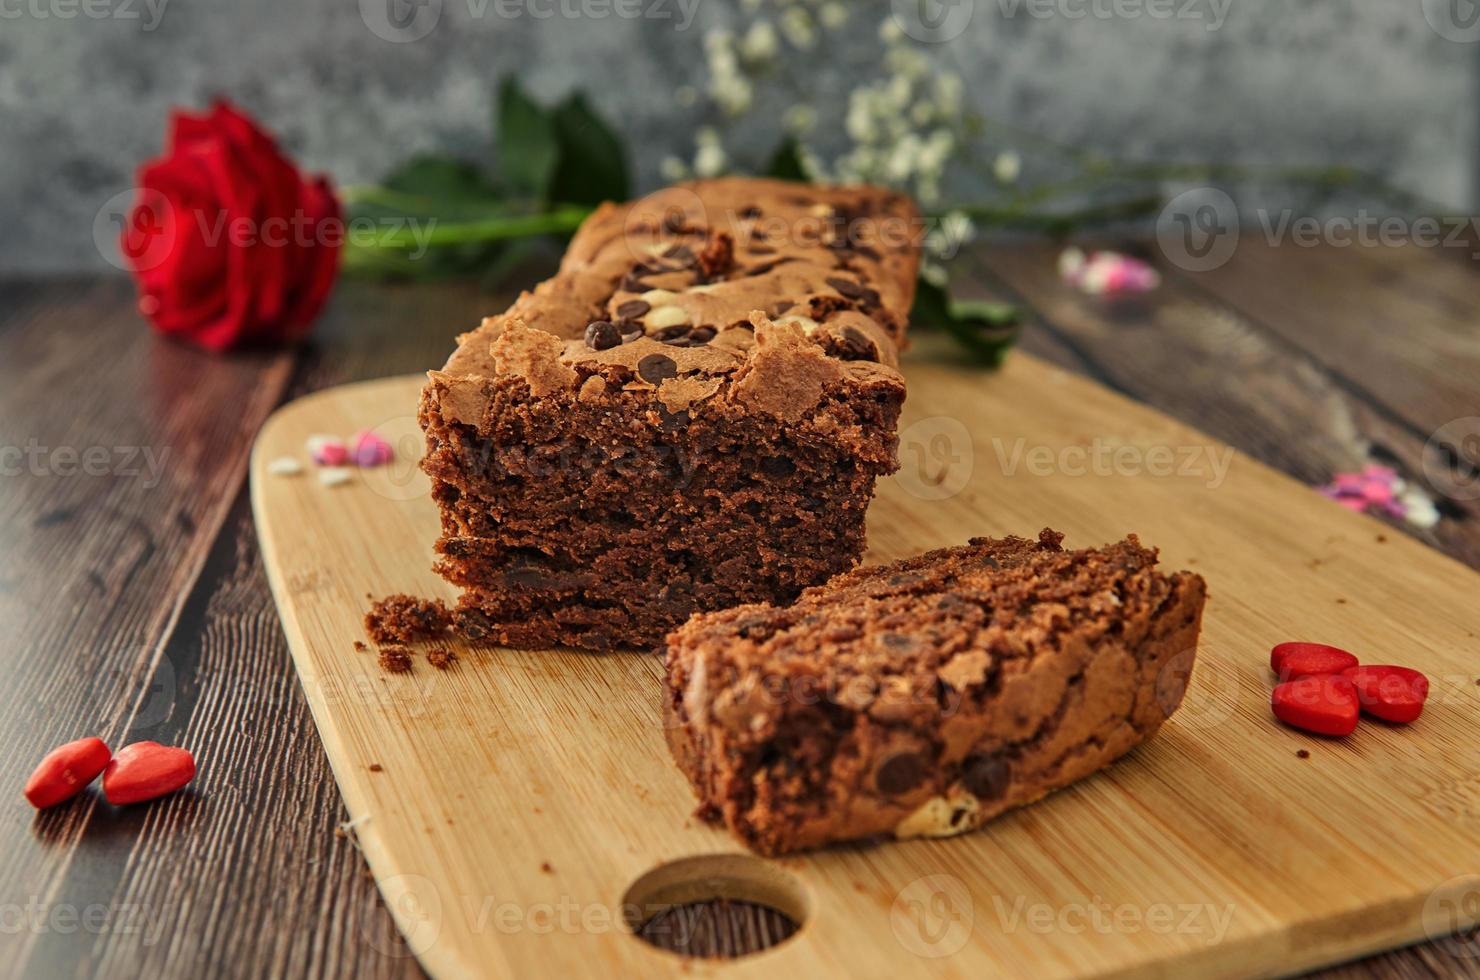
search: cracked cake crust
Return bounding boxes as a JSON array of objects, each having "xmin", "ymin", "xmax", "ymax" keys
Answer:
[{"xmin": 663, "ymin": 529, "xmax": 1208, "ymax": 855}]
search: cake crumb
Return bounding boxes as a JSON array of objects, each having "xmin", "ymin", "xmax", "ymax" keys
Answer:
[
  {"xmin": 378, "ymin": 646, "xmax": 412, "ymax": 673},
  {"xmin": 427, "ymin": 648, "xmax": 457, "ymax": 670},
  {"xmin": 366, "ymin": 594, "xmax": 452, "ymax": 644},
  {"xmin": 368, "ymin": 763, "xmax": 383, "ymax": 772},
  {"xmin": 540, "ymin": 861, "xmax": 554, "ymax": 874},
  {"xmin": 353, "ymin": 640, "xmax": 368, "ymax": 652},
  {"xmin": 1296, "ymin": 749, "xmax": 1311, "ymax": 759}
]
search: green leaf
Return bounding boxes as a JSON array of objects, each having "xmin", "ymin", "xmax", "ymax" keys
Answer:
[
  {"xmin": 382, "ymin": 156, "xmax": 499, "ymax": 204},
  {"xmin": 911, "ymin": 274, "xmax": 1021, "ymax": 367},
  {"xmin": 497, "ymin": 76, "xmax": 559, "ymax": 202},
  {"xmin": 765, "ymin": 137, "xmax": 809, "ymax": 182},
  {"xmin": 549, "ymin": 93, "xmax": 629, "ymax": 206}
]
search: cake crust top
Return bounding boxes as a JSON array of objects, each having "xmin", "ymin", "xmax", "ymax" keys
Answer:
[{"xmin": 431, "ymin": 177, "xmax": 920, "ymax": 424}]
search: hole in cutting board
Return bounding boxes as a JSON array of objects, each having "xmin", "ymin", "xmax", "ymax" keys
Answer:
[{"xmin": 622, "ymin": 854, "xmax": 807, "ymax": 959}]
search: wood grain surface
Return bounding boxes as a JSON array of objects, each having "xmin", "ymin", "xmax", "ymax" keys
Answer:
[
  {"xmin": 2, "ymin": 241, "xmax": 1478, "ymax": 979},
  {"xmin": 250, "ymin": 346, "xmax": 1480, "ymax": 979}
]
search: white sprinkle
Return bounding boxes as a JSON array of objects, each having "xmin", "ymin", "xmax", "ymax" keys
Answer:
[
  {"xmin": 318, "ymin": 467, "xmax": 352, "ymax": 488},
  {"xmin": 267, "ymin": 456, "xmax": 303, "ymax": 477}
]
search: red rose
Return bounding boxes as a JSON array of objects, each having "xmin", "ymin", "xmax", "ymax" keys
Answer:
[{"xmin": 122, "ymin": 100, "xmax": 342, "ymax": 351}]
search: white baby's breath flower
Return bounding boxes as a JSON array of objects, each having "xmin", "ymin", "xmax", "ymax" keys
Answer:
[
  {"xmin": 993, "ymin": 150, "xmax": 1022, "ymax": 184},
  {"xmin": 920, "ymin": 258, "xmax": 948, "ymax": 288},
  {"xmin": 703, "ymin": 28, "xmax": 733, "ymax": 55},
  {"xmin": 783, "ymin": 104, "xmax": 817, "ymax": 136},
  {"xmin": 845, "ymin": 90, "xmax": 878, "ymax": 143},
  {"xmin": 884, "ymin": 133, "xmax": 922, "ymax": 183},
  {"xmin": 693, "ymin": 129, "xmax": 728, "ymax": 178},
  {"xmin": 879, "ymin": 16, "xmax": 904, "ymax": 44},
  {"xmin": 885, "ymin": 73, "xmax": 913, "ymax": 111},
  {"xmin": 885, "ymin": 44, "xmax": 929, "ymax": 82},
  {"xmin": 933, "ymin": 72, "xmax": 963, "ymax": 118},
  {"xmin": 660, "ymin": 155, "xmax": 690, "ymax": 181},
  {"xmin": 740, "ymin": 20, "xmax": 779, "ymax": 63},
  {"xmin": 910, "ymin": 100, "xmax": 934, "ymax": 126},
  {"xmin": 798, "ymin": 144, "xmax": 829, "ymax": 182},
  {"xmin": 780, "ymin": 6, "xmax": 817, "ymax": 49},
  {"xmin": 916, "ymin": 128, "xmax": 955, "ymax": 177},
  {"xmin": 819, "ymin": 2, "xmax": 848, "ymax": 29}
]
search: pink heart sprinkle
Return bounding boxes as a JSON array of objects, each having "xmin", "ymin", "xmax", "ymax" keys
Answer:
[
  {"xmin": 311, "ymin": 441, "xmax": 348, "ymax": 467},
  {"xmin": 352, "ymin": 430, "xmax": 393, "ymax": 467}
]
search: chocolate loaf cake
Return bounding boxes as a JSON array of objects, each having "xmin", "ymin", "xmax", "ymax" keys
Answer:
[
  {"xmin": 419, "ymin": 178, "xmax": 920, "ymax": 650},
  {"xmin": 664, "ymin": 529, "xmax": 1207, "ymax": 855}
]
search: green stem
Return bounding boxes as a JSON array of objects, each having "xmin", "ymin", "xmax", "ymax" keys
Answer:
[{"xmin": 355, "ymin": 205, "xmax": 593, "ymax": 250}]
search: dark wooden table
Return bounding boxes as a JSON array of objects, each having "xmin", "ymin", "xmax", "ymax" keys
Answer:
[{"xmin": 2, "ymin": 240, "xmax": 1478, "ymax": 978}]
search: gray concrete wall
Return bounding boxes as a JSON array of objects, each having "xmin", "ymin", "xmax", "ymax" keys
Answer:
[{"xmin": 0, "ymin": 0, "xmax": 1474, "ymax": 273}]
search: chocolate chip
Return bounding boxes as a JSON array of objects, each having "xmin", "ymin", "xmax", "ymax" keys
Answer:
[
  {"xmin": 621, "ymin": 272, "xmax": 651, "ymax": 292},
  {"xmin": 584, "ymin": 320, "xmax": 622, "ymax": 351},
  {"xmin": 740, "ymin": 205, "xmax": 761, "ymax": 219},
  {"xmin": 662, "ymin": 208, "xmax": 687, "ymax": 233},
  {"xmin": 961, "ymin": 754, "xmax": 1010, "ymax": 801},
  {"xmin": 653, "ymin": 324, "xmax": 692, "ymax": 344},
  {"xmin": 747, "ymin": 243, "xmax": 777, "ymax": 255},
  {"xmin": 620, "ymin": 325, "xmax": 645, "ymax": 342},
  {"xmin": 665, "ymin": 243, "xmax": 696, "ymax": 266},
  {"xmin": 875, "ymin": 752, "xmax": 926, "ymax": 796},
  {"xmin": 637, "ymin": 353, "xmax": 678, "ymax": 385},
  {"xmin": 616, "ymin": 299, "xmax": 650, "ymax": 320},
  {"xmin": 826, "ymin": 276, "xmax": 866, "ymax": 300},
  {"xmin": 688, "ymin": 325, "xmax": 716, "ymax": 344},
  {"xmin": 840, "ymin": 325, "xmax": 878, "ymax": 361}
]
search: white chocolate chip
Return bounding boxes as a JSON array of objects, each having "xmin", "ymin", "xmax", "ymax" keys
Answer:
[
  {"xmin": 893, "ymin": 793, "xmax": 980, "ymax": 839},
  {"xmin": 646, "ymin": 305, "xmax": 692, "ymax": 329},
  {"xmin": 687, "ymin": 283, "xmax": 719, "ymax": 294},
  {"xmin": 774, "ymin": 314, "xmax": 820, "ymax": 335},
  {"xmin": 267, "ymin": 456, "xmax": 303, "ymax": 476},
  {"xmin": 643, "ymin": 241, "xmax": 670, "ymax": 256},
  {"xmin": 640, "ymin": 288, "xmax": 679, "ymax": 306},
  {"xmin": 318, "ymin": 467, "xmax": 352, "ymax": 487}
]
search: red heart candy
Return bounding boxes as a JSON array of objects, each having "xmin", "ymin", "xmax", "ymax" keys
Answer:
[
  {"xmin": 1342, "ymin": 665, "xmax": 1429, "ymax": 724},
  {"xmin": 103, "ymin": 741, "xmax": 196, "ymax": 805},
  {"xmin": 1271, "ymin": 642, "xmax": 1358, "ymax": 678},
  {"xmin": 24, "ymin": 737, "xmax": 112, "ymax": 809},
  {"xmin": 1272, "ymin": 674, "xmax": 1360, "ymax": 737}
]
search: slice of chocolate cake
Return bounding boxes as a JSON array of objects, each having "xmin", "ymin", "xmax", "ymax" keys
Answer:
[
  {"xmin": 664, "ymin": 529, "xmax": 1207, "ymax": 855},
  {"xmin": 418, "ymin": 177, "xmax": 921, "ymax": 650}
]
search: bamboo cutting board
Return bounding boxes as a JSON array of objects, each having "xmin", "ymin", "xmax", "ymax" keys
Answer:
[{"xmin": 251, "ymin": 345, "xmax": 1480, "ymax": 979}]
